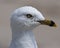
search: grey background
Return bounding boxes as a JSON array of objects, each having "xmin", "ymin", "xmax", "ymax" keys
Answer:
[{"xmin": 0, "ymin": 0, "xmax": 60, "ymax": 48}]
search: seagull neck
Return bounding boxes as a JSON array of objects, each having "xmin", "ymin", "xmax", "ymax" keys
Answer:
[
  {"xmin": 10, "ymin": 28, "xmax": 38, "ymax": 48},
  {"xmin": 12, "ymin": 27, "xmax": 33, "ymax": 40},
  {"xmin": 10, "ymin": 25, "xmax": 38, "ymax": 48}
]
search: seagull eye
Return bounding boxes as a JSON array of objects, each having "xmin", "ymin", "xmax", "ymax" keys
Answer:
[{"xmin": 26, "ymin": 14, "xmax": 33, "ymax": 18}]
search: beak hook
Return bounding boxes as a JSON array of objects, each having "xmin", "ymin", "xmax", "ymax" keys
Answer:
[{"xmin": 37, "ymin": 20, "xmax": 57, "ymax": 27}]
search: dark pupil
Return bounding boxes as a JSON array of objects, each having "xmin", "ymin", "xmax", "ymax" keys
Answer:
[{"xmin": 26, "ymin": 14, "xmax": 32, "ymax": 18}]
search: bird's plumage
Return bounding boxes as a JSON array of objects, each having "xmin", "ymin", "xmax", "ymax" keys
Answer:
[{"xmin": 10, "ymin": 6, "xmax": 56, "ymax": 48}]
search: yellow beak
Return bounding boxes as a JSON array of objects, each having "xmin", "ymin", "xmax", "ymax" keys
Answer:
[{"xmin": 37, "ymin": 19, "xmax": 57, "ymax": 27}]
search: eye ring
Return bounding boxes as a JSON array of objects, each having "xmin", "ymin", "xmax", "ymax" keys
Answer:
[{"xmin": 26, "ymin": 14, "xmax": 33, "ymax": 18}]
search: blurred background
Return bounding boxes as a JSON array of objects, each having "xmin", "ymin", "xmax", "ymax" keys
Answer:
[{"xmin": 0, "ymin": 0, "xmax": 60, "ymax": 48}]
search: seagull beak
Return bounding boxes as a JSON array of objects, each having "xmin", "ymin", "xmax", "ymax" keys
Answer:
[{"xmin": 37, "ymin": 19, "xmax": 57, "ymax": 27}]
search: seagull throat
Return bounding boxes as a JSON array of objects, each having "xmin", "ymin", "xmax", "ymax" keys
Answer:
[{"xmin": 10, "ymin": 26, "xmax": 38, "ymax": 48}]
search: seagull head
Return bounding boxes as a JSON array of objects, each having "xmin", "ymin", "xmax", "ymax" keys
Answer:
[{"xmin": 11, "ymin": 6, "xmax": 57, "ymax": 30}]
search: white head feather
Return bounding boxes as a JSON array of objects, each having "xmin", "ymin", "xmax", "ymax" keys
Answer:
[{"xmin": 11, "ymin": 6, "xmax": 45, "ymax": 31}]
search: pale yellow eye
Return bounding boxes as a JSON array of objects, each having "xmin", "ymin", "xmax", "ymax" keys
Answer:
[{"xmin": 26, "ymin": 14, "xmax": 33, "ymax": 18}]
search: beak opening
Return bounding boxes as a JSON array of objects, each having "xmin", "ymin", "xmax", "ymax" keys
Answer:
[{"xmin": 37, "ymin": 20, "xmax": 57, "ymax": 27}]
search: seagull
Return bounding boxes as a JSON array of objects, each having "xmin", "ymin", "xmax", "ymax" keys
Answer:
[{"xmin": 10, "ymin": 6, "xmax": 56, "ymax": 48}]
